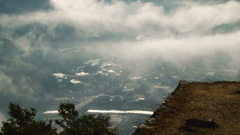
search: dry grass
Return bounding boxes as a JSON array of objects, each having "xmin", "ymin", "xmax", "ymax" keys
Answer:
[{"xmin": 133, "ymin": 81, "xmax": 240, "ymax": 135}]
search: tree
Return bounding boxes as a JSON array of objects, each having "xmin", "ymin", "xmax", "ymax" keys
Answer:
[
  {"xmin": 0, "ymin": 102, "xmax": 118, "ymax": 135},
  {"xmin": 0, "ymin": 102, "xmax": 57, "ymax": 135},
  {"xmin": 56, "ymin": 102, "xmax": 118, "ymax": 135}
]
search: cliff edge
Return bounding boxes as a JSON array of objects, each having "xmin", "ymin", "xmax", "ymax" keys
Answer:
[{"xmin": 132, "ymin": 81, "xmax": 240, "ymax": 135}]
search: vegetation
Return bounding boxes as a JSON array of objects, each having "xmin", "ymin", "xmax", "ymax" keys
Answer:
[
  {"xmin": 133, "ymin": 81, "xmax": 240, "ymax": 135},
  {"xmin": 56, "ymin": 102, "xmax": 118, "ymax": 135},
  {"xmin": 0, "ymin": 102, "xmax": 118, "ymax": 135},
  {"xmin": 0, "ymin": 102, "xmax": 56, "ymax": 135}
]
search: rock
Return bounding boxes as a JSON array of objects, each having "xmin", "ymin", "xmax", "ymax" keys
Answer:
[{"xmin": 185, "ymin": 119, "xmax": 220, "ymax": 129}]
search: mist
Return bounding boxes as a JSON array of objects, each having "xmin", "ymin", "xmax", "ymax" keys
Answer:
[
  {"xmin": 1, "ymin": 0, "xmax": 240, "ymax": 134},
  {"xmin": 1, "ymin": 0, "xmax": 240, "ymax": 60}
]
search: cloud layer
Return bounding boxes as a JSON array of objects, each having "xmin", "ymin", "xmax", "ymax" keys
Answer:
[
  {"xmin": 2, "ymin": 0, "xmax": 240, "ymax": 34},
  {"xmin": 1, "ymin": 0, "xmax": 240, "ymax": 66}
]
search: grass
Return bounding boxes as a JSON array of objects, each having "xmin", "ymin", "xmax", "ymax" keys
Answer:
[{"xmin": 133, "ymin": 81, "xmax": 240, "ymax": 135}]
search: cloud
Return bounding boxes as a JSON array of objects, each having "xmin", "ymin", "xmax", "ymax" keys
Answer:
[
  {"xmin": 1, "ymin": 0, "xmax": 240, "ymax": 68},
  {"xmin": 1, "ymin": 0, "xmax": 240, "ymax": 35},
  {"xmin": 94, "ymin": 30, "xmax": 240, "ymax": 66},
  {"xmin": 0, "ymin": 72, "xmax": 18, "ymax": 95},
  {"xmin": 0, "ymin": 72, "xmax": 34, "ymax": 97},
  {"xmin": 0, "ymin": 112, "xmax": 6, "ymax": 123},
  {"xmin": 49, "ymin": 0, "xmax": 239, "ymax": 35}
]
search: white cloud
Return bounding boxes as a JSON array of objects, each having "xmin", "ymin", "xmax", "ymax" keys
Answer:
[
  {"xmin": 95, "ymin": 30, "xmax": 240, "ymax": 67},
  {"xmin": 48, "ymin": 0, "xmax": 240, "ymax": 35},
  {"xmin": 1, "ymin": 0, "xmax": 240, "ymax": 67},
  {"xmin": 1, "ymin": 0, "xmax": 240, "ymax": 35}
]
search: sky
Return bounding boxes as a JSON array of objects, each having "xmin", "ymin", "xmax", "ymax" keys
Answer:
[{"xmin": 1, "ymin": 0, "xmax": 240, "ymax": 122}]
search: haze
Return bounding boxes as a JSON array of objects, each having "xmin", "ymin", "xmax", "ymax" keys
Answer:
[{"xmin": 1, "ymin": 0, "xmax": 240, "ymax": 134}]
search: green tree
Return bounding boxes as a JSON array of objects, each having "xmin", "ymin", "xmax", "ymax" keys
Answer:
[
  {"xmin": 0, "ymin": 102, "xmax": 118, "ymax": 135},
  {"xmin": 0, "ymin": 102, "xmax": 57, "ymax": 135},
  {"xmin": 56, "ymin": 102, "xmax": 118, "ymax": 135}
]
